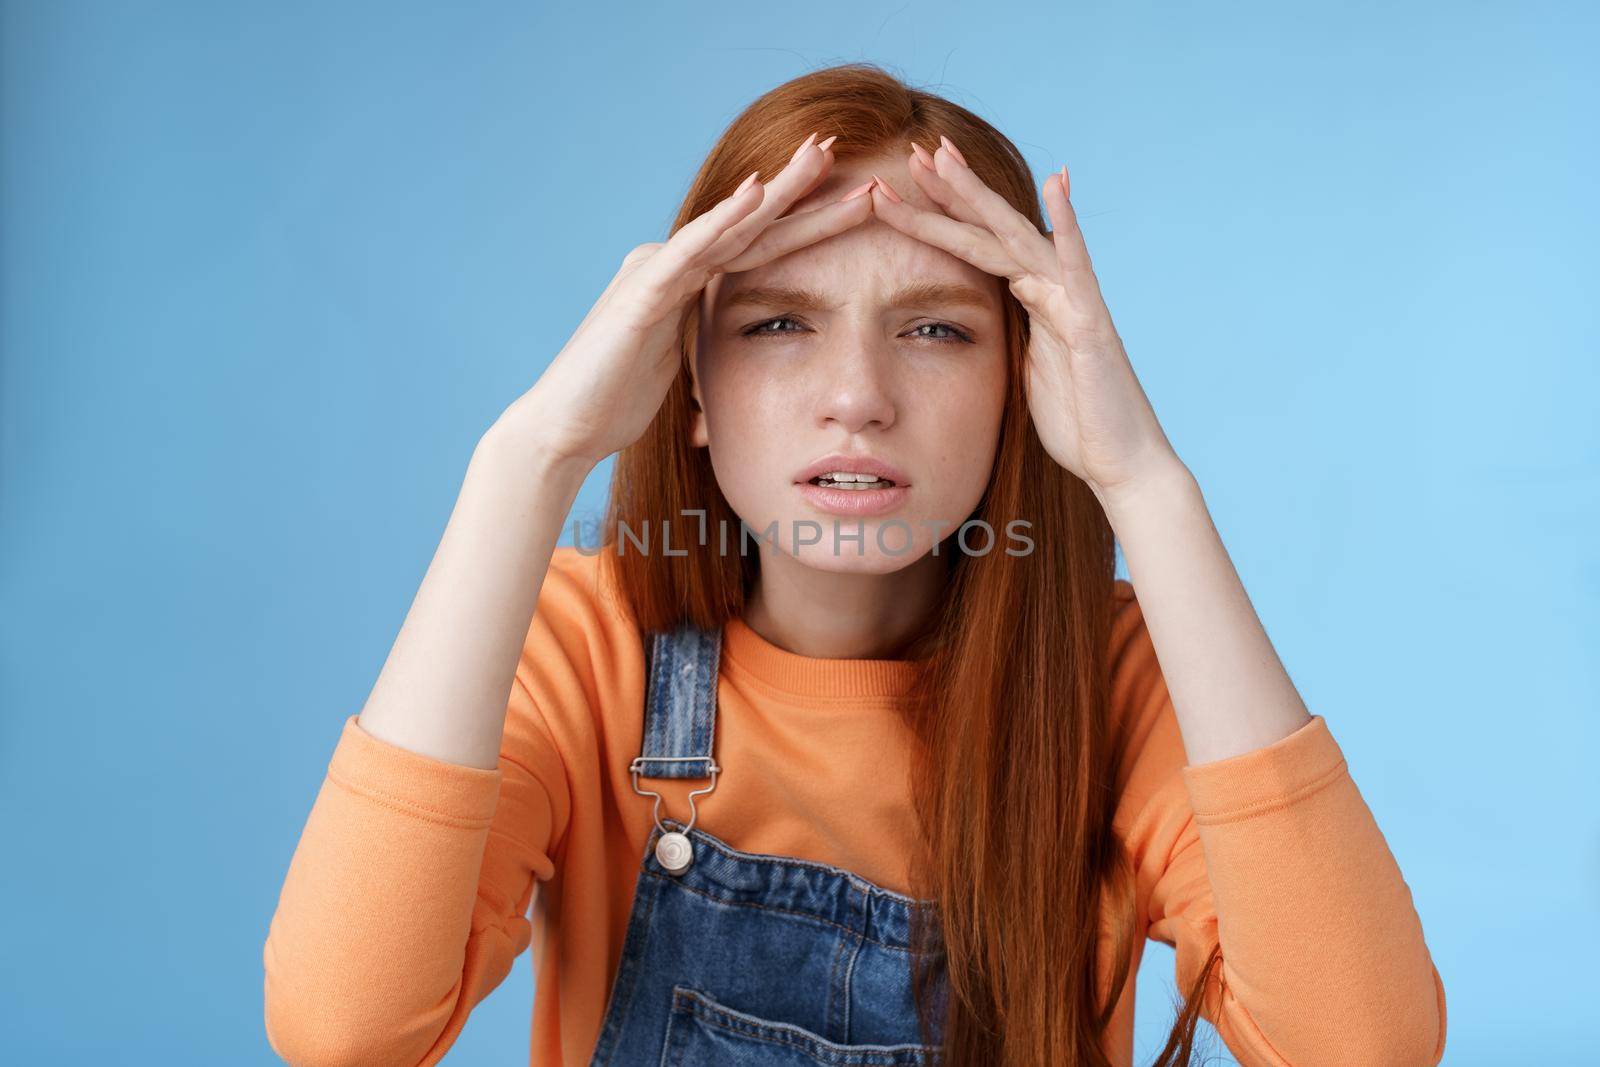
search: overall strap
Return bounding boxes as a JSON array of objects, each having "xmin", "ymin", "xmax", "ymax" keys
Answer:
[{"xmin": 631, "ymin": 621, "xmax": 722, "ymax": 780}]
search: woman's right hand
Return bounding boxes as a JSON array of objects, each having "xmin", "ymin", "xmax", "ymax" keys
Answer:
[{"xmin": 491, "ymin": 132, "xmax": 876, "ymax": 470}]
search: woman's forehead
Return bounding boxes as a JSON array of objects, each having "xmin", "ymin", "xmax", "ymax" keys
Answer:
[
  {"xmin": 702, "ymin": 153, "xmax": 1002, "ymax": 312},
  {"xmin": 717, "ymin": 225, "xmax": 994, "ymax": 306},
  {"xmin": 710, "ymin": 212, "xmax": 1002, "ymax": 317}
]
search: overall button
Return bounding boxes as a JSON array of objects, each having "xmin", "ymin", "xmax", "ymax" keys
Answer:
[{"xmin": 655, "ymin": 830, "xmax": 693, "ymax": 874}]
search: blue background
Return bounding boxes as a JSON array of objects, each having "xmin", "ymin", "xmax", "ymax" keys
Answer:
[{"xmin": 3, "ymin": 1, "xmax": 1594, "ymax": 1063}]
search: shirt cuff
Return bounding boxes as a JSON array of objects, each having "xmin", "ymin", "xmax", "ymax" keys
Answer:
[
  {"xmin": 325, "ymin": 713, "xmax": 503, "ymax": 828},
  {"xmin": 1179, "ymin": 714, "xmax": 1348, "ymax": 825}
]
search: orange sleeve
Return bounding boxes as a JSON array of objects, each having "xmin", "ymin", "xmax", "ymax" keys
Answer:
[
  {"xmin": 1111, "ymin": 586, "xmax": 1447, "ymax": 1067},
  {"xmin": 261, "ymin": 594, "xmax": 584, "ymax": 1065}
]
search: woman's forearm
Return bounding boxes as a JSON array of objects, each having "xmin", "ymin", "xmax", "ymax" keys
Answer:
[
  {"xmin": 1100, "ymin": 458, "xmax": 1312, "ymax": 766},
  {"xmin": 354, "ymin": 398, "xmax": 595, "ymax": 770}
]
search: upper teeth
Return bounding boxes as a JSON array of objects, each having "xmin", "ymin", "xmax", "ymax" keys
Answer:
[{"xmin": 812, "ymin": 471, "xmax": 896, "ymax": 489}]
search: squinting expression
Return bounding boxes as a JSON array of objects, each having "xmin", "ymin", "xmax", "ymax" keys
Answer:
[{"xmin": 689, "ymin": 156, "xmax": 1009, "ymax": 573}]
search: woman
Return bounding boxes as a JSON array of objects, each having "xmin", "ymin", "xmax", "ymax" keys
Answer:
[{"xmin": 263, "ymin": 64, "xmax": 1446, "ymax": 1066}]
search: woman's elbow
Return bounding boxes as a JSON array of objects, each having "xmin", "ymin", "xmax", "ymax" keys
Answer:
[
  {"xmin": 263, "ymin": 977, "xmax": 402, "ymax": 1067},
  {"xmin": 1353, "ymin": 963, "xmax": 1447, "ymax": 1067}
]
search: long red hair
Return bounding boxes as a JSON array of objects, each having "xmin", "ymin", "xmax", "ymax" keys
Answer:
[{"xmin": 597, "ymin": 62, "xmax": 1222, "ymax": 1066}]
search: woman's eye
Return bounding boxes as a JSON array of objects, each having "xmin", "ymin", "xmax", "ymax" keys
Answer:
[
  {"xmin": 742, "ymin": 317, "xmax": 807, "ymax": 337},
  {"xmin": 909, "ymin": 322, "xmax": 972, "ymax": 343}
]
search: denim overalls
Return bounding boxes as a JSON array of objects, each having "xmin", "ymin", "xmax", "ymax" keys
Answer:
[{"xmin": 586, "ymin": 622, "xmax": 949, "ymax": 1066}]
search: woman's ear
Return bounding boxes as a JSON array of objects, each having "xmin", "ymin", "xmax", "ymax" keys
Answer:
[
  {"xmin": 688, "ymin": 377, "xmax": 709, "ymax": 448},
  {"xmin": 688, "ymin": 296, "xmax": 711, "ymax": 449}
]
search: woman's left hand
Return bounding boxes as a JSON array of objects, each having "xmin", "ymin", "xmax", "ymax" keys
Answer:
[{"xmin": 870, "ymin": 138, "xmax": 1182, "ymax": 510}]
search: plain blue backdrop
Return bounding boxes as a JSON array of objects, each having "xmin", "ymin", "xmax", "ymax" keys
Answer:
[{"xmin": 2, "ymin": 1, "xmax": 1594, "ymax": 1063}]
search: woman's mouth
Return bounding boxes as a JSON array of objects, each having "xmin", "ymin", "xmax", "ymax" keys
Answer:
[
  {"xmin": 796, "ymin": 472, "xmax": 909, "ymax": 517},
  {"xmin": 791, "ymin": 454, "xmax": 912, "ymax": 517}
]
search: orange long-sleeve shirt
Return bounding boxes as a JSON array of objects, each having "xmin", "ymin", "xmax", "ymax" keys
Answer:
[{"xmin": 262, "ymin": 545, "xmax": 1447, "ymax": 1066}]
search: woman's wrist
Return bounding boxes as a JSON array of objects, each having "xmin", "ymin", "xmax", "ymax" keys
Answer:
[
  {"xmin": 475, "ymin": 392, "xmax": 598, "ymax": 494},
  {"xmin": 1093, "ymin": 452, "xmax": 1199, "ymax": 529}
]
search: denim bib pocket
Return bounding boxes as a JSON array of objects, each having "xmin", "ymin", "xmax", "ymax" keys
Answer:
[{"xmin": 661, "ymin": 984, "xmax": 939, "ymax": 1066}]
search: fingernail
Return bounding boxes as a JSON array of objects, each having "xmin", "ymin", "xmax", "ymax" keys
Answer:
[
  {"xmin": 792, "ymin": 132, "xmax": 818, "ymax": 160},
  {"xmin": 839, "ymin": 178, "xmax": 876, "ymax": 201},
  {"xmin": 735, "ymin": 170, "xmax": 760, "ymax": 196},
  {"xmin": 909, "ymin": 142, "xmax": 935, "ymax": 170},
  {"xmin": 939, "ymin": 135, "xmax": 968, "ymax": 167},
  {"xmin": 1059, "ymin": 164, "xmax": 1071, "ymax": 199},
  {"xmin": 871, "ymin": 174, "xmax": 902, "ymax": 203},
  {"xmin": 817, "ymin": 134, "xmax": 838, "ymax": 152}
]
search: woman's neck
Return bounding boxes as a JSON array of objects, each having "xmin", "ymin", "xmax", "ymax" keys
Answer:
[{"xmin": 740, "ymin": 547, "xmax": 947, "ymax": 661}]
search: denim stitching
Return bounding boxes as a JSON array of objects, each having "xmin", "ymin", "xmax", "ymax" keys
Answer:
[
  {"xmin": 636, "ymin": 624, "xmax": 718, "ymax": 779},
  {"xmin": 838, "ymin": 883, "xmax": 867, "ymax": 1042},
  {"xmin": 670, "ymin": 985, "xmax": 936, "ymax": 1064},
  {"xmin": 671, "ymin": 821, "xmax": 932, "ymax": 907},
  {"xmin": 825, "ymin": 925, "xmax": 849, "ymax": 1038},
  {"xmin": 641, "ymin": 867, "xmax": 921, "ymax": 952}
]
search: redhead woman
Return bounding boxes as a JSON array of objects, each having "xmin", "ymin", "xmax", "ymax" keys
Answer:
[{"xmin": 263, "ymin": 64, "xmax": 1446, "ymax": 1067}]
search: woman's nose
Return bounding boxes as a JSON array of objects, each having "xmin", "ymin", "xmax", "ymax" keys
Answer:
[{"xmin": 813, "ymin": 339, "xmax": 897, "ymax": 435}]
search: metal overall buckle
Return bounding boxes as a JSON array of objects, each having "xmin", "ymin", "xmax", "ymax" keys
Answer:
[{"xmin": 629, "ymin": 755, "xmax": 719, "ymax": 876}]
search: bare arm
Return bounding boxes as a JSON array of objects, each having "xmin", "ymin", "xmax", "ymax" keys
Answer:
[
  {"xmin": 1102, "ymin": 462, "xmax": 1310, "ymax": 763},
  {"xmin": 354, "ymin": 408, "xmax": 594, "ymax": 770}
]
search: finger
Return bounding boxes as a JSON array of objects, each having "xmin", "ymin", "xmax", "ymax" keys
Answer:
[
  {"xmin": 873, "ymin": 178, "xmax": 1067, "ymax": 320},
  {"xmin": 783, "ymin": 133, "xmax": 843, "ymax": 210},
  {"xmin": 867, "ymin": 180, "xmax": 1018, "ymax": 279},
  {"xmin": 904, "ymin": 141, "xmax": 985, "ymax": 227},
  {"xmin": 623, "ymin": 172, "xmax": 771, "ymax": 314},
  {"xmin": 1041, "ymin": 166, "xmax": 1117, "ymax": 335},
  {"xmin": 649, "ymin": 171, "xmax": 768, "ymax": 272},
  {"xmin": 719, "ymin": 188, "xmax": 874, "ymax": 273},
  {"xmin": 931, "ymin": 138, "xmax": 1059, "ymax": 281},
  {"xmin": 702, "ymin": 134, "xmax": 840, "ymax": 264}
]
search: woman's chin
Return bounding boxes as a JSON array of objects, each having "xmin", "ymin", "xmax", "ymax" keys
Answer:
[{"xmin": 779, "ymin": 538, "xmax": 933, "ymax": 574}]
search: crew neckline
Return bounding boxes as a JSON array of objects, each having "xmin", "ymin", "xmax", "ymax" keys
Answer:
[{"xmin": 720, "ymin": 615, "xmax": 930, "ymax": 702}]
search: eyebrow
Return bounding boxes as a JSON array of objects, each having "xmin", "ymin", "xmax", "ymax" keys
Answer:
[{"xmin": 722, "ymin": 281, "xmax": 995, "ymax": 314}]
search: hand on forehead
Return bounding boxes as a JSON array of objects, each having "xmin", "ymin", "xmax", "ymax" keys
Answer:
[
  {"xmin": 706, "ymin": 154, "xmax": 997, "ymax": 313},
  {"xmin": 789, "ymin": 155, "xmax": 934, "ymax": 215}
]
